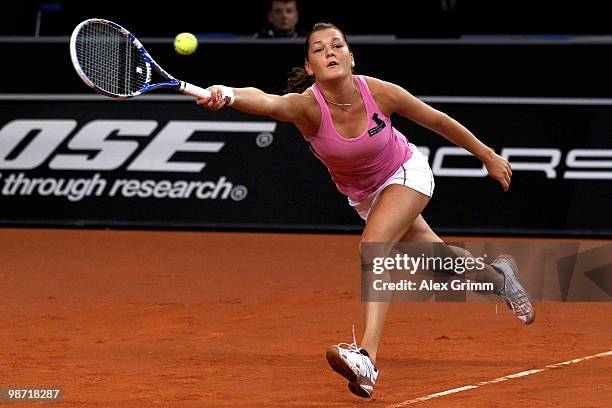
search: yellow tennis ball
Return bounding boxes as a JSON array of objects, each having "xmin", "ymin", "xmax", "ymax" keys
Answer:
[{"xmin": 174, "ymin": 32, "xmax": 198, "ymax": 55}]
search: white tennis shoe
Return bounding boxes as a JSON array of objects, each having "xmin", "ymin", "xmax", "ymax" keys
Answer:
[
  {"xmin": 326, "ymin": 327, "xmax": 379, "ymax": 398},
  {"xmin": 491, "ymin": 254, "xmax": 536, "ymax": 325}
]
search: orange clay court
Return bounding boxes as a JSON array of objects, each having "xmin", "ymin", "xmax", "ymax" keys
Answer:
[{"xmin": 1, "ymin": 228, "xmax": 611, "ymax": 407}]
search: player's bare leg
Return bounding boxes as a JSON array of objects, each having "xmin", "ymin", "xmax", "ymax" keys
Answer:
[
  {"xmin": 399, "ymin": 216, "xmax": 534, "ymax": 323},
  {"xmin": 326, "ymin": 185, "xmax": 429, "ymax": 398},
  {"xmin": 358, "ymin": 185, "xmax": 430, "ymax": 362}
]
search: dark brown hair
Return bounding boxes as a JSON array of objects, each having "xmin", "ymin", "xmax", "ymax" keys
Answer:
[{"xmin": 285, "ymin": 22, "xmax": 350, "ymax": 94}]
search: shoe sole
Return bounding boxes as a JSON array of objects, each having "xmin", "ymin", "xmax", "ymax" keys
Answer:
[
  {"xmin": 348, "ymin": 381, "xmax": 372, "ymax": 398},
  {"xmin": 326, "ymin": 346, "xmax": 358, "ymax": 383},
  {"xmin": 495, "ymin": 254, "xmax": 536, "ymax": 325},
  {"xmin": 326, "ymin": 347, "xmax": 372, "ymax": 398}
]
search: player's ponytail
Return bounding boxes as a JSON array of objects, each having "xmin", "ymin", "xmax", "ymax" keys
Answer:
[
  {"xmin": 285, "ymin": 22, "xmax": 349, "ymax": 94},
  {"xmin": 286, "ymin": 67, "xmax": 314, "ymax": 94}
]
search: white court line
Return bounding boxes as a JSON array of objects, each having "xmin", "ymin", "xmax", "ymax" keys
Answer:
[{"xmin": 388, "ymin": 350, "xmax": 612, "ymax": 407}]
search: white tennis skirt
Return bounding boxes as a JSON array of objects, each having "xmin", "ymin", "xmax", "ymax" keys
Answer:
[{"xmin": 348, "ymin": 145, "xmax": 434, "ymax": 221}]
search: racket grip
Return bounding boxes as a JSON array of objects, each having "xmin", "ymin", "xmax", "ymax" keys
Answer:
[{"xmin": 179, "ymin": 81, "xmax": 211, "ymax": 99}]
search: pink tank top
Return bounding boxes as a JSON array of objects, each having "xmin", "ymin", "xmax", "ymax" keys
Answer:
[{"xmin": 308, "ymin": 75, "xmax": 413, "ymax": 201}]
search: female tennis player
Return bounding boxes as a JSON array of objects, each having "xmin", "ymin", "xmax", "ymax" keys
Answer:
[{"xmin": 196, "ymin": 22, "xmax": 535, "ymax": 398}]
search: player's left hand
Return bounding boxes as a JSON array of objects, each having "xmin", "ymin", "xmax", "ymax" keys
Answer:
[{"xmin": 483, "ymin": 152, "xmax": 512, "ymax": 192}]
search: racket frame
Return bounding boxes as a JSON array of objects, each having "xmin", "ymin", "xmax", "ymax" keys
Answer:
[{"xmin": 70, "ymin": 18, "xmax": 210, "ymax": 99}]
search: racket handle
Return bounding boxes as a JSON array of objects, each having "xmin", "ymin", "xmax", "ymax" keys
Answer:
[{"xmin": 179, "ymin": 81, "xmax": 211, "ymax": 99}]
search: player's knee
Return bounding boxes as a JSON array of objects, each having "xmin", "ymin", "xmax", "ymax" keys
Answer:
[
  {"xmin": 359, "ymin": 235, "xmax": 395, "ymax": 261},
  {"xmin": 402, "ymin": 223, "xmax": 427, "ymax": 242},
  {"xmin": 359, "ymin": 235, "xmax": 383, "ymax": 254}
]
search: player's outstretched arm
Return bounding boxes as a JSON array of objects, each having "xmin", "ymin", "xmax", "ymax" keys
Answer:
[
  {"xmin": 196, "ymin": 86, "xmax": 306, "ymax": 123},
  {"xmin": 369, "ymin": 76, "xmax": 513, "ymax": 192}
]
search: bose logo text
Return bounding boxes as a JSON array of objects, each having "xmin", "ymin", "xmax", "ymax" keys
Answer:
[{"xmin": 0, "ymin": 120, "xmax": 277, "ymax": 173}]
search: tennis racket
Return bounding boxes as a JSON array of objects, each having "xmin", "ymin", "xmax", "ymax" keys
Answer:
[{"xmin": 70, "ymin": 18, "xmax": 215, "ymax": 100}]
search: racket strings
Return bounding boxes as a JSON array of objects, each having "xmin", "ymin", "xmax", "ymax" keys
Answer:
[{"xmin": 75, "ymin": 21, "xmax": 148, "ymax": 96}]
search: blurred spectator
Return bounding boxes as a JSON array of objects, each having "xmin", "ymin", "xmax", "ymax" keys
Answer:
[{"xmin": 255, "ymin": 0, "xmax": 306, "ymax": 38}]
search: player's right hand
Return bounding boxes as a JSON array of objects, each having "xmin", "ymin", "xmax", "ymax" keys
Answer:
[{"xmin": 196, "ymin": 86, "xmax": 227, "ymax": 110}]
